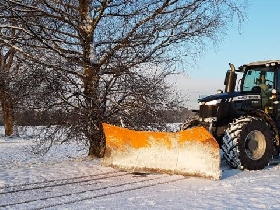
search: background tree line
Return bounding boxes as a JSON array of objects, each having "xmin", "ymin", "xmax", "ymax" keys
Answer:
[
  {"xmin": 0, "ymin": 0, "xmax": 247, "ymax": 157},
  {"xmin": 0, "ymin": 107, "xmax": 194, "ymax": 126}
]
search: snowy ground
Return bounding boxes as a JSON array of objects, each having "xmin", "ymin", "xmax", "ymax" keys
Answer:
[{"xmin": 1, "ymin": 127, "xmax": 280, "ymax": 210}]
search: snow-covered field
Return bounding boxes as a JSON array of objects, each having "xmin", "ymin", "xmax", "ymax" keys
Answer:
[{"xmin": 1, "ymin": 127, "xmax": 280, "ymax": 210}]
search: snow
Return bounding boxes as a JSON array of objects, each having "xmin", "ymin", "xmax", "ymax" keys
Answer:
[{"xmin": 1, "ymin": 127, "xmax": 280, "ymax": 209}]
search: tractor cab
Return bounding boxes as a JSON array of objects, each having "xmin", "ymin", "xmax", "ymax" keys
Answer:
[
  {"xmin": 239, "ymin": 60, "xmax": 280, "ymax": 114},
  {"xmin": 240, "ymin": 61, "xmax": 278, "ymax": 93}
]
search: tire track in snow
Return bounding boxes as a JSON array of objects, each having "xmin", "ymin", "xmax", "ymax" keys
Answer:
[
  {"xmin": 0, "ymin": 171, "xmax": 129, "ymax": 208},
  {"xmin": 0, "ymin": 172, "xmax": 187, "ymax": 209},
  {"xmin": 36, "ymin": 175, "xmax": 187, "ymax": 210},
  {"xmin": 0, "ymin": 171, "xmax": 127, "ymax": 194}
]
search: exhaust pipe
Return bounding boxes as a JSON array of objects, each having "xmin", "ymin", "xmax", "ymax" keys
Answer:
[{"xmin": 224, "ymin": 63, "xmax": 237, "ymax": 93}]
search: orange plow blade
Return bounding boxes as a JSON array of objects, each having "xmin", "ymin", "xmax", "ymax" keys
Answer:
[{"xmin": 102, "ymin": 123, "xmax": 221, "ymax": 180}]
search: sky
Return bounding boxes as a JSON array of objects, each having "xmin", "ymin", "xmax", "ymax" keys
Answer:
[{"xmin": 173, "ymin": 0, "xmax": 280, "ymax": 108}]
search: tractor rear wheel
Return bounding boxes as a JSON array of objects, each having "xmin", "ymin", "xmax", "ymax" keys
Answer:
[{"xmin": 222, "ymin": 116, "xmax": 274, "ymax": 170}]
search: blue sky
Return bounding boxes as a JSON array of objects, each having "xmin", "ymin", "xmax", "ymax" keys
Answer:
[
  {"xmin": 176, "ymin": 0, "xmax": 280, "ymax": 108},
  {"xmin": 194, "ymin": 0, "xmax": 280, "ymax": 78}
]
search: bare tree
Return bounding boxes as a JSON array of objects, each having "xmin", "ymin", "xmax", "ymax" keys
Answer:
[
  {"xmin": 0, "ymin": 0, "xmax": 247, "ymax": 157},
  {"xmin": 0, "ymin": 3, "xmax": 28, "ymax": 136}
]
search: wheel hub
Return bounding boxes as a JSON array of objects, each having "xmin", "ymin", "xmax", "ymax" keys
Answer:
[
  {"xmin": 245, "ymin": 130, "xmax": 266, "ymax": 160},
  {"xmin": 247, "ymin": 139, "xmax": 258, "ymax": 151}
]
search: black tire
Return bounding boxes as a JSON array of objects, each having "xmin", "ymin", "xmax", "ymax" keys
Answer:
[
  {"xmin": 222, "ymin": 116, "xmax": 274, "ymax": 170},
  {"xmin": 181, "ymin": 115, "xmax": 200, "ymax": 130},
  {"xmin": 181, "ymin": 115, "xmax": 210, "ymax": 131}
]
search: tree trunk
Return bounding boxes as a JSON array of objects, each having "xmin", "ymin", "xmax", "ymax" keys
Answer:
[
  {"xmin": 83, "ymin": 65, "xmax": 106, "ymax": 158},
  {"xmin": 78, "ymin": 1, "xmax": 106, "ymax": 157},
  {"xmin": 88, "ymin": 123, "xmax": 106, "ymax": 158},
  {"xmin": 1, "ymin": 93, "xmax": 14, "ymax": 136},
  {"xmin": 0, "ymin": 44, "xmax": 16, "ymax": 136}
]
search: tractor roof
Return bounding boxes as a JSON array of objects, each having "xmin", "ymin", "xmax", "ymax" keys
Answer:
[{"xmin": 244, "ymin": 60, "xmax": 280, "ymax": 67}]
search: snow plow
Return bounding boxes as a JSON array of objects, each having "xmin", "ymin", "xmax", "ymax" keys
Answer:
[
  {"xmin": 101, "ymin": 123, "xmax": 221, "ymax": 180},
  {"xmin": 102, "ymin": 60, "xmax": 280, "ymax": 180}
]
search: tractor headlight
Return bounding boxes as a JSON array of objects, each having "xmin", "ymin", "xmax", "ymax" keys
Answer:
[
  {"xmin": 206, "ymin": 100, "xmax": 218, "ymax": 105},
  {"xmin": 199, "ymin": 100, "xmax": 219, "ymax": 106},
  {"xmin": 217, "ymin": 89, "xmax": 223, "ymax": 94}
]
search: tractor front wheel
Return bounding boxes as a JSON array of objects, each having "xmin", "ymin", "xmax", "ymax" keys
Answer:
[
  {"xmin": 222, "ymin": 116, "xmax": 274, "ymax": 170},
  {"xmin": 181, "ymin": 115, "xmax": 210, "ymax": 131}
]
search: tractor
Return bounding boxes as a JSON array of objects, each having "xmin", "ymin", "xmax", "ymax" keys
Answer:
[{"xmin": 182, "ymin": 60, "xmax": 280, "ymax": 170}]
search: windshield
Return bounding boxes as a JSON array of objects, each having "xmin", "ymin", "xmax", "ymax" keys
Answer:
[{"xmin": 241, "ymin": 67, "xmax": 275, "ymax": 92}]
